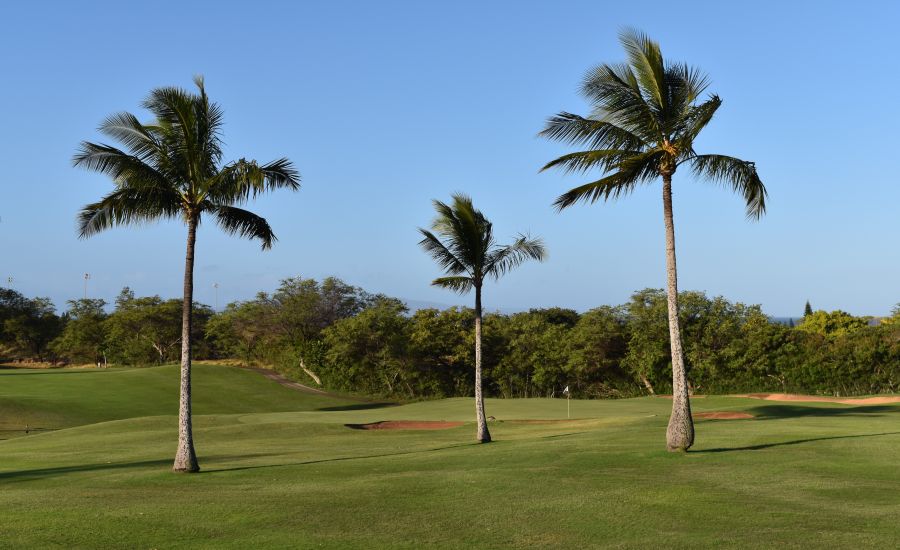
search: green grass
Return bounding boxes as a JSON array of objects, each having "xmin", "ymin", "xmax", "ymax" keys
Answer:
[
  {"xmin": 2, "ymin": 366, "xmax": 900, "ymax": 548},
  {"xmin": 0, "ymin": 364, "xmax": 356, "ymax": 432}
]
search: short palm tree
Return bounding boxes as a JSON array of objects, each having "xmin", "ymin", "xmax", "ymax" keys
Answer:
[
  {"xmin": 540, "ymin": 30, "xmax": 767, "ymax": 451},
  {"xmin": 419, "ymin": 194, "xmax": 546, "ymax": 442},
  {"xmin": 74, "ymin": 76, "xmax": 300, "ymax": 471}
]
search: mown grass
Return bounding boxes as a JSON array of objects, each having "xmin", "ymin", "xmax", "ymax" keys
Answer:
[{"xmin": 2, "ymin": 365, "xmax": 900, "ymax": 548}]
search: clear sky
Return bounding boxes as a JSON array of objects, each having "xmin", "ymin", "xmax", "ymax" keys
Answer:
[{"xmin": 1, "ymin": 0, "xmax": 898, "ymax": 317}]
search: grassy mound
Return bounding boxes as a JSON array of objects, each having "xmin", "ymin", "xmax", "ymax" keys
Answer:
[{"xmin": 0, "ymin": 364, "xmax": 356, "ymax": 433}]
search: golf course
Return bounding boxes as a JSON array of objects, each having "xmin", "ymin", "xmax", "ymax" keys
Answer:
[{"xmin": 2, "ymin": 364, "xmax": 899, "ymax": 548}]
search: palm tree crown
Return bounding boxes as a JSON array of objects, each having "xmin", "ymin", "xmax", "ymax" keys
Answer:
[
  {"xmin": 74, "ymin": 76, "xmax": 299, "ymax": 244},
  {"xmin": 540, "ymin": 29, "xmax": 767, "ymax": 216},
  {"xmin": 418, "ymin": 194, "xmax": 546, "ymax": 292}
]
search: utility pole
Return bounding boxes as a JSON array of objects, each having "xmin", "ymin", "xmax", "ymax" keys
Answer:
[{"xmin": 83, "ymin": 273, "xmax": 91, "ymax": 299}]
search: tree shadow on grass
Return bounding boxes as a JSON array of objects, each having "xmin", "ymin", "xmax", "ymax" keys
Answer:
[
  {"xmin": 0, "ymin": 453, "xmax": 280, "ymax": 482},
  {"xmin": 694, "ymin": 431, "xmax": 900, "ymax": 453},
  {"xmin": 747, "ymin": 404, "xmax": 899, "ymax": 419},
  {"xmin": 202, "ymin": 442, "xmax": 477, "ymax": 474},
  {"xmin": 0, "ymin": 459, "xmax": 173, "ymax": 482}
]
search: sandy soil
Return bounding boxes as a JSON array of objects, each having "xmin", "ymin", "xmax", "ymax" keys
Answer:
[{"xmin": 736, "ymin": 393, "xmax": 900, "ymax": 405}]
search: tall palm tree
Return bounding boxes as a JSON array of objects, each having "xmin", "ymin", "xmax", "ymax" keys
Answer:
[
  {"xmin": 74, "ymin": 76, "xmax": 300, "ymax": 472},
  {"xmin": 540, "ymin": 30, "xmax": 767, "ymax": 451},
  {"xmin": 419, "ymin": 194, "xmax": 546, "ymax": 442}
]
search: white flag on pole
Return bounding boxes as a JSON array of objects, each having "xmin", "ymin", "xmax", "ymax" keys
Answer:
[{"xmin": 563, "ymin": 385, "xmax": 570, "ymax": 395}]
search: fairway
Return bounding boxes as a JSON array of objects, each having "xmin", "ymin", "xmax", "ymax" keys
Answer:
[{"xmin": 3, "ymin": 366, "xmax": 900, "ymax": 548}]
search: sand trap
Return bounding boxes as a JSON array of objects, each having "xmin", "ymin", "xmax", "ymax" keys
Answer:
[
  {"xmin": 345, "ymin": 421, "xmax": 464, "ymax": 430},
  {"xmin": 737, "ymin": 393, "xmax": 900, "ymax": 405},
  {"xmin": 693, "ymin": 411, "xmax": 754, "ymax": 420}
]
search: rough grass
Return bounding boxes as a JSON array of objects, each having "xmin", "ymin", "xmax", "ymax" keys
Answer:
[{"xmin": 2, "ymin": 365, "xmax": 900, "ymax": 548}]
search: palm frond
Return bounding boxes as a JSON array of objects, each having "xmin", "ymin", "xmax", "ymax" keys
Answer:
[
  {"xmin": 77, "ymin": 185, "xmax": 182, "ymax": 238},
  {"xmin": 618, "ymin": 28, "xmax": 667, "ymax": 113},
  {"xmin": 666, "ymin": 63, "xmax": 710, "ymax": 116},
  {"xmin": 553, "ymin": 150, "xmax": 663, "ymax": 210},
  {"xmin": 418, "ymin": 228, "xmax": 469, "ymax": 275},
  {"xmin": 97, "ymin": 113, "xmax": 161, "ymax": 160},
  {"xmin": 431, "ymin": 276, "xmax": 474, "ymax": 295},
  {"xmin": 581, "ymin": 63, "xmax": 663, "ymax": 142},
  {"xmin": 672, "ymin": 95, "xmax": 721, "ymax": 153},
  {"xmin": 206, "ymin": 158, "xmax": 300, "ymax": 203},
  {"xmin": 429, "ymin": 195, "xmax": 492, "ymax": 274},
  {"xmin": 687, "ymin": 154, "xmax": 768, "ymax": 219},
  {"xmin": 73, "ymin": 142, "xmax": 171, "ymax": 189},
  {"xmin": 540, "ymin": 149, "xmax": 644, "ymax": 175},
  {"xmin": 486, "ymin": 235, "xmax": 547, "ymax": 279},
  {"xmin": 211, "ymin": 205, "xmax": 277, "ymax": 249},
  {"xmin": 539, "ymin": 112, "xmax": 646, "ymax": 151}
]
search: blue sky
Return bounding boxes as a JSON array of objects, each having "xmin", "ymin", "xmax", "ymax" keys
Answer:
[{"xmin": 1, "ymin": 0, "xmax": 898, "ymax": 317}]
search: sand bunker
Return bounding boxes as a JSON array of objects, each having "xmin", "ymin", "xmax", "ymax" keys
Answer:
[
  {"xmin": 345, "ymin": 421, "xmax": 464, "ymax": 430},
  {"xmin": 737, "ymin": 393, "xmax": 900, "ymax": 405},
  {"xmin": 693, "ymin": 411, "xmax": 754, "ymax": 420}
]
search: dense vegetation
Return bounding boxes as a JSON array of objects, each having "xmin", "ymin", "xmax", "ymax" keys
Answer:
[{"xmin": 4, "ymin": 277, "xmax": 899, "ymax": 399}]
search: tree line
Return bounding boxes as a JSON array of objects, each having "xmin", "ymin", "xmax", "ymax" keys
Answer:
[{"xmin": 6, "ymin": 278, "xmax": 900, "ymax": 400}]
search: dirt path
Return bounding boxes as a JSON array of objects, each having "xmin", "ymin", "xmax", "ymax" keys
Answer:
[{"xmin": 237, "ymin": 366, "xmax": 333, "ymax": 396}]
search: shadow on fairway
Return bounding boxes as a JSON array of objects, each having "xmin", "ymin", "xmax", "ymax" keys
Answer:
[
  {"xmin": 694, "ymin": 431, "xmax": 900, "ymax": 453},
  {"xmin": 316, "ymin": 402, "xmax": 398, "ymax": 412},
  {"xmin": 0, "ymin": 369, "xmax": 108, "ymax": 375},
  {"xmin": 203, "ymin": 442, "xmax": 476, "ymax": 474},
  {"xmin": 0, "ymin": 453, "xmax": 284, "ymax": 481},
  {"xmin": 0, "ymin": 459, "xmax": 174, "ymax": 482},
  {"xmin": 747, "ymin": 404, "xmax": 899, "ymax": 419}
]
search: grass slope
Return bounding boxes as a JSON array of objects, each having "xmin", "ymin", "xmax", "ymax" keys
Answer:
[
  {"xmin": 2, "ymin": 366, "xmax": 900, "ymax": 548},
  {"xmin": 0, "ymin": 364, "xmax": 355, "ymax": 433}
]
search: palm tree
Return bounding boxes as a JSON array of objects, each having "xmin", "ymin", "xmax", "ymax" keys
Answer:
[
  {"xmin": 540, "ymin": 30, "xmax": 767, "ymax": 452},
  {"xmin": 74, "ymin": 76, "xmax": 300, "ymax": 472},
  {"xmin": 419, "ymin": 194, "xmax": 546, "ymax": 442}
]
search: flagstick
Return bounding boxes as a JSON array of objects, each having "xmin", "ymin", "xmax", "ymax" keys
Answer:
[{"xmin": 567, "ymin": 392, "xmax": 570, "ymax": 419}]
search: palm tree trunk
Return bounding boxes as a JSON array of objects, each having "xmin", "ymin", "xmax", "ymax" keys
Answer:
[
  {"xmin": 474, "ymin": 284, "xmax": 491, "ymax": 443},
  {"xmin": 662, "ymin": 175, "xmax": 694, "ymax": 452},
  {"xmin": 173, "ymin": 215, "xmax": 200, "ymax": 472}
]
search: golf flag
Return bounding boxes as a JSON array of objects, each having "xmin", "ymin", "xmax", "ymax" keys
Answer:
[{"xmin": 563, "ymin": 385, "xmax": 570, "ymax": 395}]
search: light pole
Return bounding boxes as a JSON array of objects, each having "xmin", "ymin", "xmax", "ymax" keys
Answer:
[
  {"xmin": 213, "ymin": 282, "xmax": 219, "ymax": 312},
  {"xmin": 83, "ymin": 273, "xmax": 90, "ymax": 299},
  {"xmin": 6, "ymin": 276, "xmax": 12, "ymax": 288}
]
